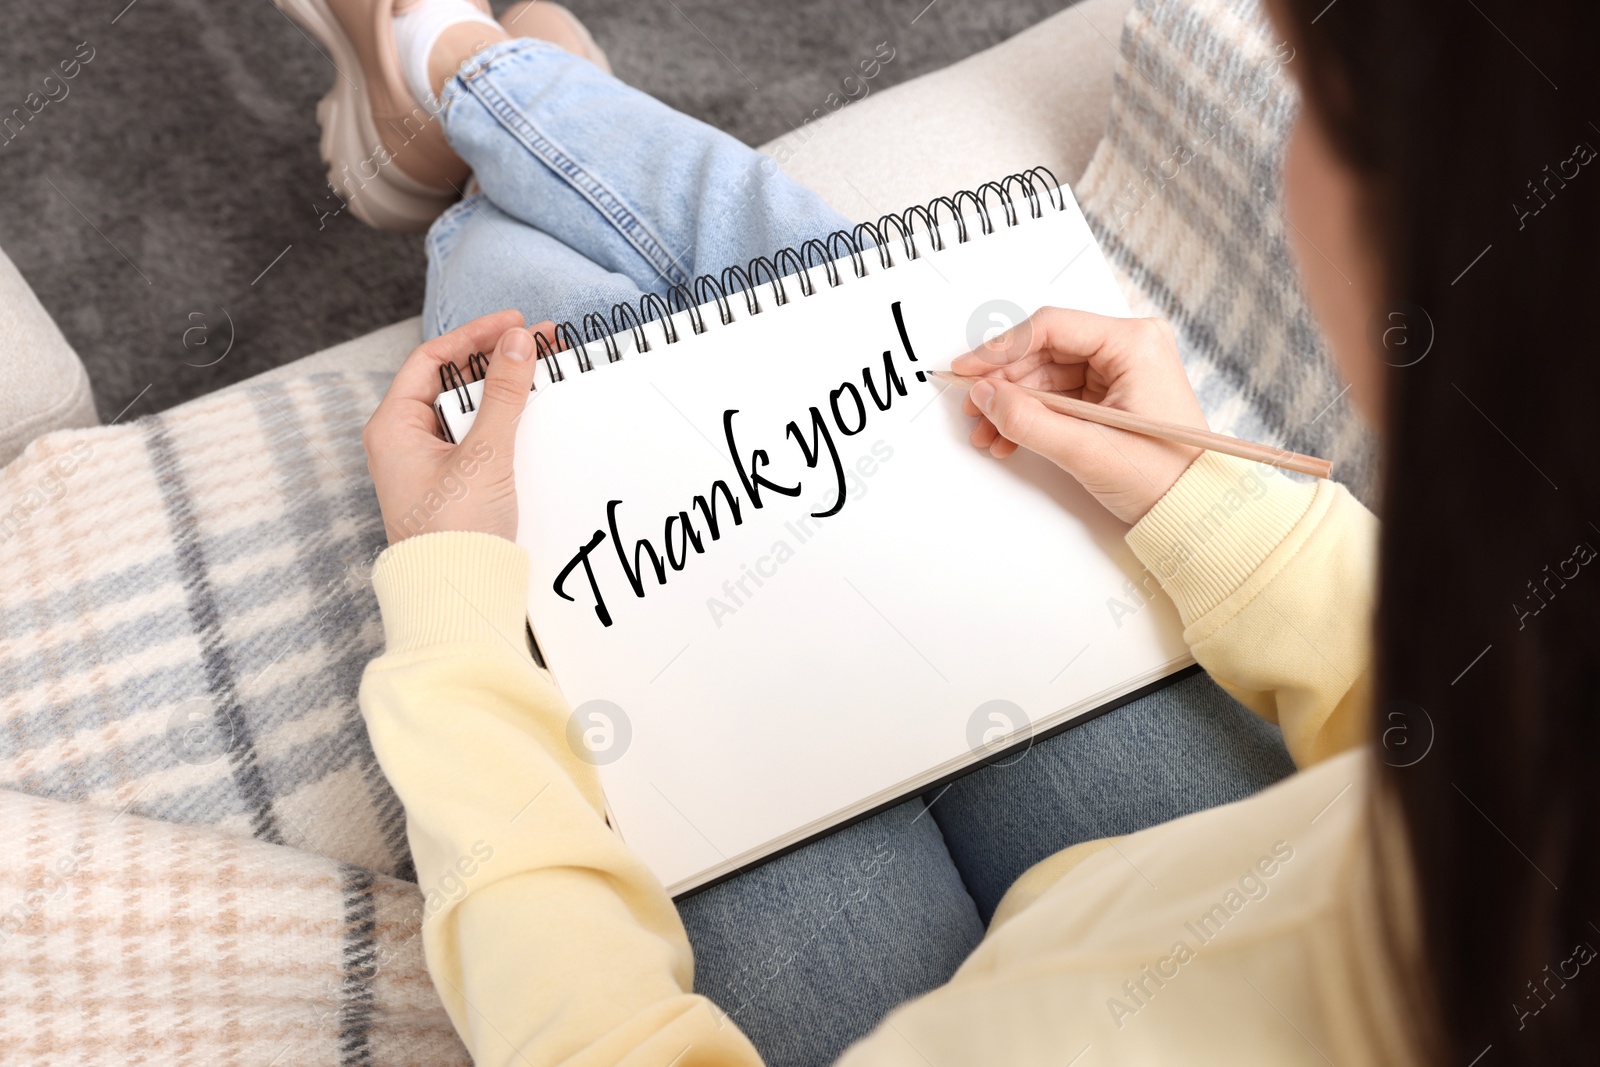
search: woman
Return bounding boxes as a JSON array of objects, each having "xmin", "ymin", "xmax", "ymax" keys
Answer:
[{"xmin": 298, "ymin": 0, "xmax": 1598, "ymax": 1062}]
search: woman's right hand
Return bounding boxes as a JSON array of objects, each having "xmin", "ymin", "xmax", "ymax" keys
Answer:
[{"xmin": 953, "ymin": 308, "xmax": 1208, "ymax": 525}]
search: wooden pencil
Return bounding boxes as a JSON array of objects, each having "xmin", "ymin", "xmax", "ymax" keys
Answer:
[{"xmin": 928, "ymin": 370, "xmax": 1333, "ymax": 479}]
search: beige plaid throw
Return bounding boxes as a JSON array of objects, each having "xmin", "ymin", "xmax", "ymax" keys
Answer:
[{"xmin": 0, "ymin": 374, "xmax": 471, "ymax": 1061}]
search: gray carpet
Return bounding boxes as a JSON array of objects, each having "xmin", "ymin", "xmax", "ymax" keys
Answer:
[{"xmin": 0, "ymin": 0, "xmax": 1078, "ymax": 420}]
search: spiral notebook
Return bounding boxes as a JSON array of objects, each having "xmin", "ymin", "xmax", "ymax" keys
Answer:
[{"xmin": 435, "ymin": 170, "xmax": 1192, "ymax": 895}]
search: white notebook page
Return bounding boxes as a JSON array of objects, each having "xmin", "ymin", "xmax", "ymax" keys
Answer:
[{"xmin": 458, "ymin": 191, "xmax": 1191, "ymax": 894}]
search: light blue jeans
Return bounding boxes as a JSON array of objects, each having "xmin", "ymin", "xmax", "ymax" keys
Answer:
[{"xmin": 427, "ymin": 40, "xmax": 1297, "ymax": 1067}]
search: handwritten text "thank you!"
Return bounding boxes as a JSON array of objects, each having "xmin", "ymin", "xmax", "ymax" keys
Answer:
[{"xmin": 553, "ymin": 301, "xmax": 926, "ymax": 628}]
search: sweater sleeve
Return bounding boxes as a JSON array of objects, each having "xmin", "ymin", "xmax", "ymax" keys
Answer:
[
  {"xmin": 1124, "ymin": 453, "xmax": 1377, "ymax": 767},
  {"xmin": 357, "ymin": 531, "xmax": 763, "ymax": 1067}
]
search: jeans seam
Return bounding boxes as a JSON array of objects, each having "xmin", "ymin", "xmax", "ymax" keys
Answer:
[
  {"xmin": 424, "ymin": 251, "xmax": 447, "ymax": 337},
  {"xmin": 424, "ymin": 194, "xmax": 484, "ymax": 336},
  {"xmin": 459, "ymin": 51, "xmax": 689, "ymax": 287},
  {"xmin": 920, "ymin": 793, "xmax": 989, "ymax": 925}
]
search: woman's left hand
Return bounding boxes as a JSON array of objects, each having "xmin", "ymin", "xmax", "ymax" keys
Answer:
[{"xmin": 363, "ymin": 310, "xmax": 550, "ymax": 545}]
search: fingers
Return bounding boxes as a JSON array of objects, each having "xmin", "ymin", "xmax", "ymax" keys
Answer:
[
  {"xmin": 970, "ymin": 416, "xmax": 1020, "ymax": 457},
  {"xmin": 461, "ymin": 326, "xmax": 537, "ymax": 451},
  {"xmin": 968, "ymin": 378, "xmax": 1088, "ymax": 468},
  {"xmin": 951, "ymin": 307, "xmax": 1155, "ymax": 378},
  {"xmin": 960, "ymin": 363, "xmax": 1086, "ymax": 419},
  {"xmin": 387, "ymin": 309, "xmax": 527, "ymax": 406},
  {"xmin": 969, "ymin": 412, "xmax": 1000, "ymax": 449}
]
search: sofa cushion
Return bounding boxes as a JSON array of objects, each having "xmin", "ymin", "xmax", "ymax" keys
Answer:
[
  {"xmin": 753, "ymin": 0, "xmax": 1134, "ymax": 223},
  {"xmin": 0, "ymin": 246, "xmax": 98, "ymax": 466}
]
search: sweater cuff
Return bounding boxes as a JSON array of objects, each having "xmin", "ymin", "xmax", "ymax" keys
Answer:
[
  {"xmin": 1125, "ymin": 452, "xmax": 1317, "ymax": 626},
  {"xmin": 371, "ymin": 531, "xmax": 531, "ymax": 655}
]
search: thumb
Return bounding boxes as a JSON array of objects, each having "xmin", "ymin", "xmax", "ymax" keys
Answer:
[
  {"xmin": 464, "ymin": 326, "xmax": 537, "ymax": 449},
  {"xmin": 969, "ymin": 378, "xmax": 1094, "ymax": 468}
]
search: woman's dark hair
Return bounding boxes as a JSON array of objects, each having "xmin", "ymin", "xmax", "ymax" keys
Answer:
[{"xmin": 1278, "ymin": 0, "xmax": 1599, "ymax": 1062}]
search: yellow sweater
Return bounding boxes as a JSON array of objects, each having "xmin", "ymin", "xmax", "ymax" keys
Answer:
[{"xmin": 359, "ymin": 452, "xmax": 1392, "ymax": 1066}]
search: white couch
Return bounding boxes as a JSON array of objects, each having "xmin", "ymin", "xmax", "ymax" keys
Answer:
[{"xmin": 0, "ymin": 0, "xmax": 1133, "ymax": 465}]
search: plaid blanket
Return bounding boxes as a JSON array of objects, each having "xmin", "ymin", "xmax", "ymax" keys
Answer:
[
  {"xmin": 0, "ymin": 0, "xmax": 1370, "ymax": 1061},
  {"xmin": 0, "ymin": 375, "xmax": 468, "ymax": 1062},
  {"xmin": 1077, "ymin": 0, "xmax": 1376, "ymax": 499}
]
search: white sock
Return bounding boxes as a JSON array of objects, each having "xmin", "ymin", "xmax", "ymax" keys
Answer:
[{"xmin": 393, "ymin": 0, "xmax": 502, "ymax": 110}]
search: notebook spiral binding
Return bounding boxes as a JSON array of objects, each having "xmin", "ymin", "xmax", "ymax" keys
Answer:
[{"xmin": 438, "ymin": 167, "xmax": 1065, "ymax": 415}]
